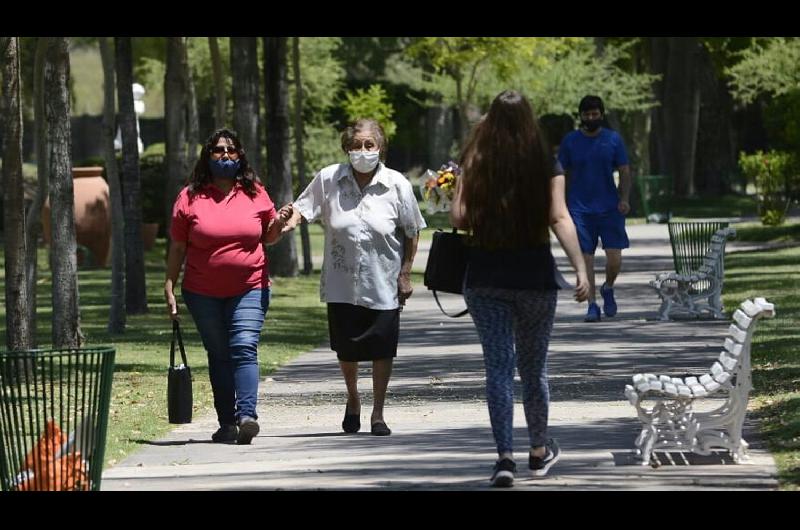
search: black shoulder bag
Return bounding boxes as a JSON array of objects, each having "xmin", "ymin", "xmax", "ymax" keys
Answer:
[
  {"xmin": 167, "ymin": 320, "xmax": 193, "ymax": 424},
  {"xmin": 423, "ymin": 228, "xmax": 469, "ymax": 318}
]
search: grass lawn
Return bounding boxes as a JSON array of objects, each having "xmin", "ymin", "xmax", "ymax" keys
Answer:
[
  {"xmin": 0, "ymin": 240, "xmax": 327, "ymax": 469},
  {"xmin": 723, "ymin": 237, "xmax": 800, "ymax": 489}
]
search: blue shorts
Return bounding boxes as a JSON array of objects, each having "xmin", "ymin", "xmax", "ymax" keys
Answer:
[{"xmin": 570, "ymin": 209, "xmax": 630, "ymax": 254}]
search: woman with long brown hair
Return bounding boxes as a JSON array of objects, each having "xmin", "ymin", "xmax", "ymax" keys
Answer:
[{"xmin": 451, "ymin": 90, "xmax": 589, "ymax": 487}]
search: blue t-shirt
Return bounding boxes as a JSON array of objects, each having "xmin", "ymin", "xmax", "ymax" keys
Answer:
[{"xmin": 558, "ymin": 128, "xmax": 629, "ymax": 213}]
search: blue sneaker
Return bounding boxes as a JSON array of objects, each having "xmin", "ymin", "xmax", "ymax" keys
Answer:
[
  {"xmin": 585, "ymin": 302, "xmax": 601, "ymax": 322},
  {"xmin": 600, "ymin": 283, "xmax": 617, "ymax": 317}
]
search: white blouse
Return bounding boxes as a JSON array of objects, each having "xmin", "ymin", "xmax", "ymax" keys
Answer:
[{"xmin": 293, "ymin": 162, "xmax": 427, "ymax": 310}]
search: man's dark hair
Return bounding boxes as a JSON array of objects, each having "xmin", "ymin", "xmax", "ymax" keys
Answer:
[{"xmin": 578, "ymin": 95, "xmax": 605, "ymax": 115}]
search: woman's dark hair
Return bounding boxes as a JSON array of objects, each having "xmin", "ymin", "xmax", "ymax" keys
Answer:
[
  {"xmin": 459, "ymin": 90, "xmax": 553, "ymax": 249},
  {"xmin": 340, "ymin": 118, "xmax": 388, "ymax": 161},
  {"xmin": 188, "ymin": 128, "xmax": 259, "ymax": 197}
]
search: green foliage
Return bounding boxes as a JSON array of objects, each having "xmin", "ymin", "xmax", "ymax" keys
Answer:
[
  {"xmin": 764, "ymin": 89, "xmax": 800, "ymax": 152},
  {"xmin": 397, "ymin": 37, "xmax": 658, "ymax": 120},
  {"xmin": 726, "ymin": 38, "xmax": 800, "ymax": 104},
  {"xmin": 513, "ymin": 39, "xmax": 660, "ymax": 117},
  {"xmin": 132, "ymin": 55, "xmax": 166, "ymax": 118},
  {"xmin": 70, "ymin": 44, "xmax": 105, "ymax": 116},
  {"xmin": 334, "ymin": 37, "xmax": 410, "ymax": 81},
  {"xmin": 341, "ymin": 84, "xmax": 397, "ymax": 140},
  {"xmin": 187, "ymin": 37, "xmax": 230, "ymax": 119},
  {"xmin": 290, "ymin": 37, "xmax": 347, "ymax": 175},
  {"xmin": 738, "ymin": 150, "xmax": 798, "ymax": 225},
  {"xmin": 142, "ymin": 142, "xmax": 166, "ymax": 157}
]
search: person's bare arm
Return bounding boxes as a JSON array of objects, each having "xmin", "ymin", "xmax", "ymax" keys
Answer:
[
  {"xmin": 617, "ymin": 164, "xmax": 631, "ymax": 215},
  {"xmin": 262, "ymin": 206, "xmax": 293, "ymax": 246},
  {"xmin": 164, "ymin": 240, "xmax": 187, "ymax": 320},
  {"xmin": 549, "ymin": 175, "xmax": 589, "ymax": 302},
  {"xmin": 398, "ymin": 234, "xmax": 418, "ymax": 305},
  {"xmin": 449, "ymin": 175, "xmax": 469, "ymax": 230}
]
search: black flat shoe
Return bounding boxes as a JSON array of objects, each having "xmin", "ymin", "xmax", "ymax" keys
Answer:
[
  {"xmin": 342, "ymin": 406, "xmax": 360, "ymax": 433},
  {"xmin": 370, "ymin": 421, "xmax": 391, "ymax": 436}
]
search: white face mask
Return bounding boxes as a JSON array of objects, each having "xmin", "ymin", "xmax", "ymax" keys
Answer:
[{"xmin": 349, "ymin": 150, "xmax": 380, "ymax": 173}]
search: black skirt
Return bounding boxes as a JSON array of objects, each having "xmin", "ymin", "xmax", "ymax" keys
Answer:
[{"xmin": 327, "ymin": 303, "xmax": 400, "ymax": 362}]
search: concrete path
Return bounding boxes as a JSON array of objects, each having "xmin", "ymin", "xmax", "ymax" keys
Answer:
[{"xmin": 102, "ymin": 223, "xmax": 778, "ymax": 490}]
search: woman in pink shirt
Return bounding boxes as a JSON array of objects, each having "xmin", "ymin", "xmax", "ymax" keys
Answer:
[{"xmin": 165, "ymin": 129, "xmax": 290, "ymax": 445}]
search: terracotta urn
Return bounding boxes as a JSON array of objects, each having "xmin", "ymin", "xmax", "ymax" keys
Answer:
[{"xmin": 42, "ymin": 167, "xmax": 111, "ymax": 268}]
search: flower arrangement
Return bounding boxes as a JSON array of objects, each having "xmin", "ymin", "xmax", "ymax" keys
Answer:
[{"xmin": 419, "ymin": 161, "xmax": 461, "ymax": 213}]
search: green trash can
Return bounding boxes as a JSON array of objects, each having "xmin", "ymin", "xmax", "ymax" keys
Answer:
[
  {"xmin": 635, "ymin": 174, "xmax": 673, "ymax": 223},
  {"xmin": 0, "ymin": 347, "xmax": 115, "ymax": 491}
]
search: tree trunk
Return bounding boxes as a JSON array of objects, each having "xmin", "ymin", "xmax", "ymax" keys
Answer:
[
  {"xmin": 2, "ymin": 36, "xmax": 32, "ymax": 351},
  {"xmin": 426, "ymin": 105, "xmax": 455, "ymax": 168},
  {"xmin": 45, "ymin": 37, "xmax": 82, "ymax": 348},
  {"xmin": 694, "ymin": 44, "xmax": 736, "ymax": 196},
  {"xmin": 100, "ymin": 37, "xmax": 126, "ymax": 334},
  {"xmin": 264, "ymin": 37, "xmax": 298, "ymax": 277},
  {"xmin": 649, "ymin": 37, "xmax": 668, "ymax": 178},
  {"xmin": 209, "ymin": 36, "xmax": 226, "ymax": 130},
  {"xmin": 291, "ymin": 37, "xmax": 312, "ymax": 274},
  {"xmin": 231, "ymin": 37, "xmax": 262, "ymax": 178},
  {"xmin": 656, "ymin": 37, "xmax": 702, "ymax": 197},
  {"xmin": 183, "ymin": 38, "xmax": 200, "ymax": 167},
  {"xmin": 115, "ymin": 37, "xmax": 148, "ymax": 315},
  {"xmin": 24, "ymin": 36, "xmax": 50, "ymax": 347},
  {"xmin": 630, "ymin": 40, "xmax": 651, "ymax": 178},
  {"xmin": 165, "ymin": 37, "xmax": 188, "ymax": 250}
]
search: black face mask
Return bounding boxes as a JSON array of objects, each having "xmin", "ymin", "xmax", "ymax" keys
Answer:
[{"xmin": 581, "ymin": 118, "xmax": 603, "ymax": 132}]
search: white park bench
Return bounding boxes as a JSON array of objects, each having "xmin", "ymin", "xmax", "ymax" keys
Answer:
[
  {"xmin": 624, "ymin": 297, "xmax": 775, "ymax": 465},
  {"xmin": 650, "ymin": 227, "xmax": 736, "ymax": 320}
]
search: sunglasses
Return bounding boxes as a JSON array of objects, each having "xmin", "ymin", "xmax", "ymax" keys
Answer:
[{"xmin": 210, "ymin": 145, "xmax": 239, "ymax": 155}]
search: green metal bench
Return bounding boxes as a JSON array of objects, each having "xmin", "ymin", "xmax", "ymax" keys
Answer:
[
  {"xmin": 668, "ymin": 220, "xmax": 730, "ymax": 277},
  {"xmin": 650, "ymin": 221, "xmax": 734, "ymax": 320}
]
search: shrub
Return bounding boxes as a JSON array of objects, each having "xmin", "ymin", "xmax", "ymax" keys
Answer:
[{"xmin": 738, "ymin": 150, "xmax": 798, "ymax": 225}]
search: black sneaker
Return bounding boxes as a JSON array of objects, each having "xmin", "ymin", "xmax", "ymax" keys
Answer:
[
  {"xmin": 211, "ymin": 424, "xmax": 238, "ymax": 443},
  {"xmin": 237, "ymin": 416, "xmax": 260, "ymax": 445},
  {"xmin": 529, "ymin": 439, "xmax": 560, "ymax": 477},
  {"xmin": 489, "ymin": 458, "xmax": 516, "ymax": 488}
]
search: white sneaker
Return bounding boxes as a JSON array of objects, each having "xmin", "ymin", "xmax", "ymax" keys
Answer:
[{"xmin": 529, "ymin": 439, "xmax": 561, "ymax": 477}]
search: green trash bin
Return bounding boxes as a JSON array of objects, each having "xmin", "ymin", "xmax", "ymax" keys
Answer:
[
  {"xmin": 635, "ymin": 174, "xmax": 673, "ymax": 223},
  {"xmin": 0, "ymin": 347, "xmax": 115, "ymax": 491}
]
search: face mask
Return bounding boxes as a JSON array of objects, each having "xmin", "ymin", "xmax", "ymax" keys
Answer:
[
  {"xmin": 349, "ymin": 150, "xmax": 380, "ymax": 173},
  {"xmin": 208, "ymin": 158, "xmax": 241, "ymax": 179},
  {"xmin": 581, "ymin": 118, "xmax": 603, "ymax": 132}
]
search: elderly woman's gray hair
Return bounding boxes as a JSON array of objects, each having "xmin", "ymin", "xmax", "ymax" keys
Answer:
[{"xmin": 341, "ymin": 118, "xmax": 388, "ymax": 161}]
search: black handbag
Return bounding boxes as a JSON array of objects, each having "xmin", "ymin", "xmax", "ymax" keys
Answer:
[
  {"xmin": 167, "ymin": 320, "xmax": 193, "ymax": 424},
  {"xmin": 423, "ymin": 228, "xmax": 469, "ymax": 318}
]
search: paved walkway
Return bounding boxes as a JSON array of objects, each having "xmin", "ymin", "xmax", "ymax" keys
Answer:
[{"xmin": 102, "ymin": 223, "xmax": 778, "ymax": 490}]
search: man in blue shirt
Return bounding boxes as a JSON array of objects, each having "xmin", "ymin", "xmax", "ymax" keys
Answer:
[{"xmin": 558, "ymin": 95, "xmax": 631, "ymax": 322}]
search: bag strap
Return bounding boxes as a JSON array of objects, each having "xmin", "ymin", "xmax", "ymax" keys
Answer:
[
  {"xmin": 432, "ymin": 290, "xmax": 469, "ymax": 318},
  {"xmin": 170, "ymin": 320, "xmax": 189, "ymax": 368}
]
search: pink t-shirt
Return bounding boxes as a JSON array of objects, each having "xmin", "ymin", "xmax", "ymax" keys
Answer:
[{"xmin": 170, "ymin": 182, "xmax": 276, "ymax": 298}]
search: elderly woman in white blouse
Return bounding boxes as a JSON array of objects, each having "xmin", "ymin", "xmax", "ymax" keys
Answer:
[{"xmin": 279, "ymin": 118, "xmax": 426, "ymax": 436}]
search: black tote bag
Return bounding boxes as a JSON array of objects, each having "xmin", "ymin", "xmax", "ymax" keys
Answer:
[
  {"xmin": 423, "ymin": 229, "xmax": 469, "ymax": 318},
  {"xmin": 168, "ymin": 320, "xmax": 193, "ymax": 424}
]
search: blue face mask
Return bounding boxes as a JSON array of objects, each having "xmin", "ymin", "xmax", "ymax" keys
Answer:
[{"xmin": 208, "ymin": 158, "xmax": 241, "ymax": 179}]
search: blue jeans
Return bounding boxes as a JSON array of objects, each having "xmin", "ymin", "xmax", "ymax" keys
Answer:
[{"xmin": 182, "ymin": 288, "xmax": 270, "ymax": 426}]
